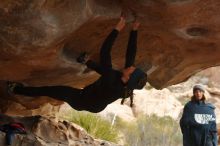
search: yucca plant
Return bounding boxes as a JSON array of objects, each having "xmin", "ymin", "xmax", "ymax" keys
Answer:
[{"xmin": 61, "ymin": 110, "xmax": 119, "ymax": 143}]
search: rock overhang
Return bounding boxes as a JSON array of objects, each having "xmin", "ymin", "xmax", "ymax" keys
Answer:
[{"xmin": 1, "ymin": 0, "xmax": 220, "ymax": 112}]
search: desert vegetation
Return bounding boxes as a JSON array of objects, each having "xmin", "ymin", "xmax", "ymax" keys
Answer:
[{"xmin": 62, "ymin": 111, "xmax": 182, "ymax": 146}]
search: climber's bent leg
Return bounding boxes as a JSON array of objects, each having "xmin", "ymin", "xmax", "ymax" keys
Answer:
[{"xmin": 13, "ymin": 85, "xmax": 82, "ymax": 103}]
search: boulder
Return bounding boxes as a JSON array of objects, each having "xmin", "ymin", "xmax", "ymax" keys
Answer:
[{"xmin": 0, "ymin": 114, "xmax": 119, "ymax": 146}]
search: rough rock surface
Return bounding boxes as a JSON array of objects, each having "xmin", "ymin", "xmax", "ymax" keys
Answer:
[
  {"xmin": 0, "ymin": 115, "xmax": 119, "ymax": 146},
  {"xmin": 1, "ymin": 0, "xmax": 220, "ymax": 117}
]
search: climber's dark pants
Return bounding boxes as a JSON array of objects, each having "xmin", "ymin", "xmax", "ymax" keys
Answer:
[
  {"xmin": 14, "ymin": 85, "xmax": 81, "ymax": 104},
  {"xmin": 13, "ymin": 29, "xmax": 137, "ymax": 112}
]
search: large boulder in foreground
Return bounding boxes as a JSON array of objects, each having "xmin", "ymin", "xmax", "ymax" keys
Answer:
[{"xmin": 0, "ymin": 115, "xmax": 119, "ymax": 146}]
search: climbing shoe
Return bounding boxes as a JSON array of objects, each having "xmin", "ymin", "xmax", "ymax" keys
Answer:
[
  {"xmin": 76, "ymin": 52, "xmax": 89, "ymax": 64},
  {"xmin": 7, "ymin": 81, "xmax": 24, "ymax": 94}
]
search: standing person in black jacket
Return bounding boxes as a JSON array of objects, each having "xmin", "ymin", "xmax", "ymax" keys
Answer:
[
  {"xmin": 7, "ymin": 16, "xmax": 147, "ymax": 113},
  {"xmin": 180, "ymin": 84, "xmax": 218, "ymax": 146}
]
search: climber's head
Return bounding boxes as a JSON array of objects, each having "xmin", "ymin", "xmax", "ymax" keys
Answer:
[{"xmin": 122, "ymin": 67, "xmax": 147, "ymax": 90}]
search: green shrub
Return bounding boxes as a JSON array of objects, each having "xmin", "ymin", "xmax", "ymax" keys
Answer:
[
  {"xmin": 60, "ymin": 111, "xmax": 182, "ymax": 145},
  {"xmin": 61, "ymin": 110, "xmax": 119, "ymax": 143},
  {"xmin": 115, "ymin": 114, "xmax": 182, "ymax": 146}
]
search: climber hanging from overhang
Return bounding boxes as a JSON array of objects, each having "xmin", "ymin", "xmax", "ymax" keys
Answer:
[{"xmin": 7, "ymin": 13, "xmax": 147, "ymax": 113}]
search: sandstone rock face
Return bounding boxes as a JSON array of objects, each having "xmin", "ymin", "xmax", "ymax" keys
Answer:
[
  {"xmin": 0, "ymin": 115, "xmax": 119, "ymax": 146},
  {"xmin": 1, "ymin": 0, "xmax": 220, "ymax": 112}
]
